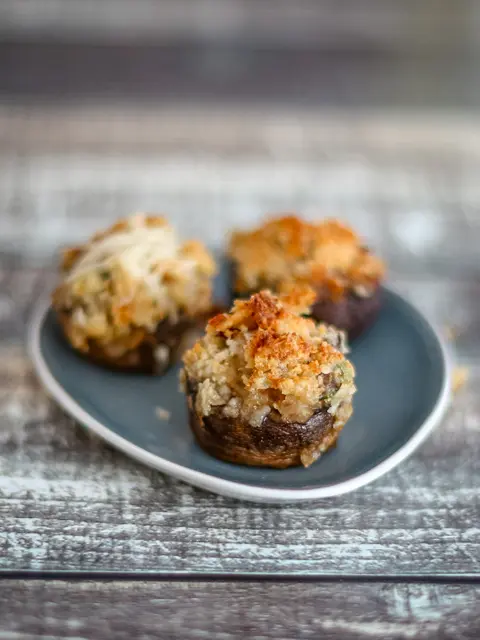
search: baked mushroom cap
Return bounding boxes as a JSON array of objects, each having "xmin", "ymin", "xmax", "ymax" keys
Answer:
[
  {"xmin": 228, "ymin": 214, "xmax": 385, "ymax": 337},
  {"xmin": 52, "ymin": 214, "xmax": 217, "ymax": 373},
  {"xmin": 310, "ymin": 286, "xmax": 383, "ymax": 341},
  {"xmin": 181, "ymin": 287, "xmax": 356, "ymax": 468}
]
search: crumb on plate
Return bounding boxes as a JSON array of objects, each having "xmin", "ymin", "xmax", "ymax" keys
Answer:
[{"xmin": 155, "ymin": 406, "xmax": 171, "ymax": 421}]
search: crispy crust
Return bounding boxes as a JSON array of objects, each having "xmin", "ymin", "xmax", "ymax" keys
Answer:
[
  {"xmin": 52, "ymin": 214, "xmax": 217, "ymax": 372},
  {"xmin": 229, "ymin": 214, "xmax": 385, "ymax": 302},
  {"xmin": 182, "ymin": 288, "xmax": 355, "ymax": 430}
]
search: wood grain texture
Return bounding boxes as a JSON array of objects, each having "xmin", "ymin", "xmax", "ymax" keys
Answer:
[
  {"xmin": 0, "ymin": 580, "xmax": 478, "ymax": 639},
  {"xmin": 2, "ymin": 44, "xmax": 479, "ymax": 112},
  {"xmin": 1, "ymin": 107, "xmax": 480, "ymax": 274},
  {"xmin": 0, "ymin": 0, "xmax": 472, "ymax": 52},
  {"xmin": 0, "ymin": 267, "xmax": 478, "ymax": 575}
]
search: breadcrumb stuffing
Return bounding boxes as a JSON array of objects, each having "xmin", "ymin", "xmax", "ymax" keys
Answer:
[
  {"xmin": 229, "ymin": 214, "xmax": 385, "ymax": 301},
  {"xmin": 52, "ymin": 214, "xmax": 216, "ymax": 357},
  {"xmin": 182, "ymin": 288, "xmax": 356, "ymax": 427}
]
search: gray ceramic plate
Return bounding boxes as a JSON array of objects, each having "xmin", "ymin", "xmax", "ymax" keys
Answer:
[{"xmin": 28, "ymin": 286, "xmax": 451, "ymax": 503}]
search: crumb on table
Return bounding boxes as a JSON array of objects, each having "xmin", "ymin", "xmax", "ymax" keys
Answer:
[
  {"xmin": 452, "ymin": 367, "xmax": 469, "ymax": 393},
  {"xmin": 444, "ymin": 325, "xmax": 459, "ymax": 341}
]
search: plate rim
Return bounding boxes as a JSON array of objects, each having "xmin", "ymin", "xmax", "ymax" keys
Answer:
[{"xmin": 27, "ymin": 290, "xmax": 452, "ymax": 503}]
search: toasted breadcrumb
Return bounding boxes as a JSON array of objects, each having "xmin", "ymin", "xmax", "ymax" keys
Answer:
[
  {"xmin": 182, "ymin": 288, "xmax": 355, "ymax": 427},
  {"xmin": 155, "ymin": 406, "xmax": 171, "ymax": 421},
  {"xmin": 452, "ymin": 367, "xmax": 469, "ymax": 393},
  {"xmin": 229, "ymin": 214, "xmax": 385, "ymax": 301},
  {"xmin": 52, "ymin": 214, "xmax": 216, "ymax": 358}
]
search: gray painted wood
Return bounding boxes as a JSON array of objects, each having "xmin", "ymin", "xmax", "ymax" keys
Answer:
[
  {"xmin": 0, "ymin": 0, "xmax": 471, "ymax": 52},
  {"xmin": 1, "ymin": 107, "xmax": 480, "ymax": 274},
  {"xmin": 0, "ymin": 267, "xmax": 478, "ymax": 575},
  {"xmin": 0, "ymin": 107, "xmax": 479, "ymax": 577},
  {"xmin": 0, "ymin": 580, "xmax": 478, "ymax": 639}
]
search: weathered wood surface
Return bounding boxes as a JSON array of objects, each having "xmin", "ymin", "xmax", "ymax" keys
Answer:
[
  {"xmin": 0, "ymin": 580, "xmax": 478, "ymax": 639},
  {"xmin": 0, "ymin": 107, "xmax": 479, "ymax": 578},
  {"xmin": 0, "ymin": 0, "xmax": 473, "ymax": 53},
  {"xmin": 0, "ymin": 268, "xmax": 478, "ymax": 575},
  {"xmin": 1, "ymin": 106, "xmax": 480, "ymax": 274}
]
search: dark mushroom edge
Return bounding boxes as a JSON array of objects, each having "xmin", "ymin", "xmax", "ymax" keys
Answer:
[
  {"xmin": 185, "ymin": 377, "xmax": 350, "ymax": 469},
  {"xmin": 57, "ymin": 311, "xmax": 214, "ymax": 375},
  {"xmin": 231, "ymin": 278, "xmax": 382, "ymax": 341},
  {"xmin": 310, "ymin": 285, "xmax": 383, "ymax": 341}
]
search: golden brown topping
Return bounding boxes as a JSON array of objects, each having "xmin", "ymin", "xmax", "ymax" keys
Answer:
[
  {"xmin": 229, "ymin": 214, "xmax": 385, "ymax": 300},
  {"xmin": 182, "ymin": 289, "xmax": 355, "ymax": 427},
  {"xmin": 52, "ymin": 214, "xmax": 217, "ymax": 356},
  {"xmin": 206, "ymin": 285, "xmax": 315, "ymax": 337}
]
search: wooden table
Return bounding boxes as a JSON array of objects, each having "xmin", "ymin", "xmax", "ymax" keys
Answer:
[{"xmin": 0, "ymin": 105, "xmax": 479, "ymax": 638}]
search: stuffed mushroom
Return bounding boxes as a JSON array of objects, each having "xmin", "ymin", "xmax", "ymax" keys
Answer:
[
  {"xmin": 52, "ymin": 214, "xmax": 217, "ymax": 374},
  {"xmin": 229, "ymin": 214, "xmax": 385, "ymax": 339},
  {"xmin": 181, "ymin": 287, "xmax": 355, "ymax": 468}
]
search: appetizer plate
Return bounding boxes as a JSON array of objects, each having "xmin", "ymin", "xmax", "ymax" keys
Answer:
[{"xmin": 28, "ymin": 285, "xmax": 451, "ymax": 503}]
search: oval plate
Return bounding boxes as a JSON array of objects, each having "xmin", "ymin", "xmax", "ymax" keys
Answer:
[{"xmin": 28, "ymin": 287, "xmax": 451, "ymax": 503}]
